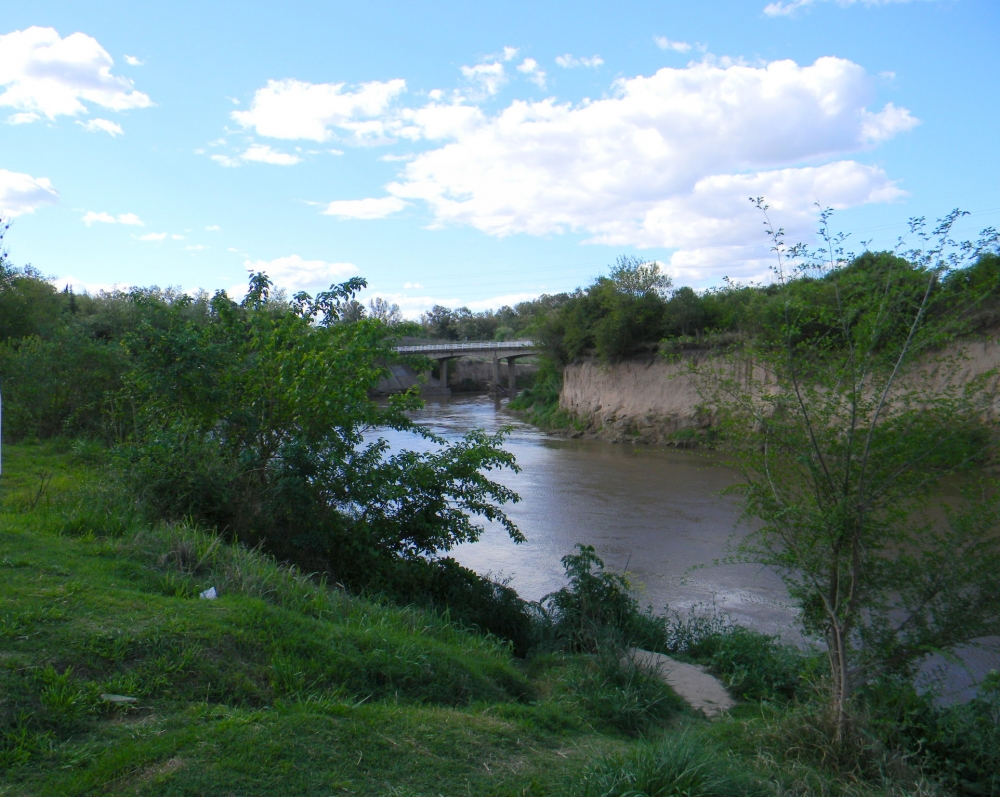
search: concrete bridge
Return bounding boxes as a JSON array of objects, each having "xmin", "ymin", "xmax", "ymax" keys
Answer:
[{"xmin": 394, "ymin": 340, "xmax": 538, "ymax": 394}]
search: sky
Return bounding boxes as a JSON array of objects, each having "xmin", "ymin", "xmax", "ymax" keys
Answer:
[{"xmin": 1, "ymin": 0, "xmax": 997, "ymax": 317}]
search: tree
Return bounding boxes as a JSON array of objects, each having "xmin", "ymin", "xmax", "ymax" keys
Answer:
[
  {"xmin": 116, "ymin": 273, "xmax": 523, "ymax": 579},
  {"xmin": 368, "ymin": 296, "xmax": 403, "ymax": 326},
  {"xmin": 697, "ymin": 200, "xmax": 1000, "ymax": 739},
  {"xmin": 608, "ymin": 255, "xmax": 673, "ymax": 299}
]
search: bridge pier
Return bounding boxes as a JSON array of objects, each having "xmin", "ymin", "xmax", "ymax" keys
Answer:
[{"xmin": 507, "ymin": 357, "xmax": 516, "ymax": 393}]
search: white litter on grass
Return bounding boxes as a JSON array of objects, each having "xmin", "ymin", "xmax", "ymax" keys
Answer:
[
  {"xmin": 101, "ymin": 694, "xmax": 138, "ymax": 704},
  {"xmin": 199, "ymin": 586, "xmax": 217, "ymax": 600}
]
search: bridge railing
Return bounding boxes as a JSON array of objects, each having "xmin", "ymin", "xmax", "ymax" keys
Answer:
[{"xmin": 394, "ymin": 341, "xmax": 536, "ymax": 353}]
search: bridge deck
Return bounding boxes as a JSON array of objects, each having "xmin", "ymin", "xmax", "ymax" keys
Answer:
[{"xmin": 394, "ymin": 341, "xmax": 536, "ymax": 355}]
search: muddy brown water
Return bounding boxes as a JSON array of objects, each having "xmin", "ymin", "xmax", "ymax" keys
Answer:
[{"xmin": 378, "ymin": 394, "xmax": 997, "ymax": 702}]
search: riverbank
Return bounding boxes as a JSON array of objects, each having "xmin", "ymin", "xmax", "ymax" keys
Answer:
[{"xmin": 546, "ymin": 331, "xmax": 1000, "ymax": 446}]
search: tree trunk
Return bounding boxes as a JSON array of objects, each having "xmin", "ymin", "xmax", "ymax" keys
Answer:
[{"xmin": 826, "ymin": 622, "xmax": 852, "ymax": 745}]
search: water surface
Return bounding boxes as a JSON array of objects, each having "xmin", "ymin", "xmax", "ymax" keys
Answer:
[{"xmin": 379, "ymin": 394, "xmax": 796, "ymax": 636}]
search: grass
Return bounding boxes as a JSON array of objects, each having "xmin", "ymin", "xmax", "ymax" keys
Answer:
[
  {"xmin": 0, "ymin": 441, "xmax": 663, "ymax": 796},
  {"xmin": 1, "ymin": 441, "xmax": 992, "ymax": 796}
]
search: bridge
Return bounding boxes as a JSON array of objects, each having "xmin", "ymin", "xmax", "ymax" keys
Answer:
[{"xmin": 394, "ymin": 340, "xmax": 538, "ymax": 394}]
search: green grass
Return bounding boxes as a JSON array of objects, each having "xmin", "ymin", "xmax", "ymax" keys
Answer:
[
  {"xmin": 0, "ymin": 442, "xmax": 667, "ymax": 796},
  {"xmin": 1, "ymin": 442, "xmax": 986, "ymax": 796}
]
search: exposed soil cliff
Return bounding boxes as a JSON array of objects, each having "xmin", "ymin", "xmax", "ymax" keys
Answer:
[{"xmin": 559, "ymin": 333, "xmax": 1000, "ymax": 445}]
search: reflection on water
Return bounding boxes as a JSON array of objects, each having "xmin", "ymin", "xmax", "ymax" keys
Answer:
[{"xmin": 377, "ymin": 394, "xmax": 797, "ymax": 636}]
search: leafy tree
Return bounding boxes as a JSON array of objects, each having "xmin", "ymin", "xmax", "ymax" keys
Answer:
[
  {"xmin": 368, "ymin": 296, "xmax": 403, "ymax": 325},
  {"xmin": 697, "ymin": 200, "xmax": 1000, "ymax": 740},
  {"xmin": 116, "ymin": 273, "xmax": 523, "ymax": 581},
  {"xmin": 608, "ymin": 255, "xmax": 673, "ymax": 299}
]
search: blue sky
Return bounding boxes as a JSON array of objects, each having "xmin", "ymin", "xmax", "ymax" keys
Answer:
[{"xmin": 1, "ymin": 0, "xmax": 997, "ymax": 316}]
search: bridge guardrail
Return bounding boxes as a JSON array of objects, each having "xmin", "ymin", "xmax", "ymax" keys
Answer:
[{"xmin": 394, "ymin": 341, "xmax": 536, "ymax": 353}]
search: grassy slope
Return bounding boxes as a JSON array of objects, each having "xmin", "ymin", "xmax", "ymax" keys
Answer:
[{"xmin": 0, "ymin": 442, "xmax": 646, "ymax": 797}]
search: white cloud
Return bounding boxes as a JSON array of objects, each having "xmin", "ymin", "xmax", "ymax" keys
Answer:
[
  {"xmin": 171, "ymin": 234, "xmax": 184, "ymax": 240},
  {"xmin": 232, "ymin": 78, "xmax": 406, "ymax": 142},
  {"xmin": 860, "ymin": 101, "xmax": 918, "ymax": 143},
  {"xmin": 403, "ymin": 282, "xmax": 423, "ymax": 289},
  {"xmin": 321, "ymin": 196, "xmax": 408, "ymax": 220},
  {"xmin": 7, "ymin": 111, "xmax": 39, "ymax": 124},
  {"xmin": 460, "ymin": 61, "xmax": 507, "ymax": 97},
  {"xmin": 123, "ymin": 55, "xmax": 143, "ymax": 66},
  {"xmin": 502, "ymin": 47, "xmax": 519, "ymax": 62},
  {"xmin": 82, "ymin": 210, "xmax": 144, "ymax": 226},
  {"xmin": 0, "ymin": 168, "xmax": 59, "ymax": 217},
  {"xmin": 382, "ymin": 56, "xmax": 916, "ymax": 266},
  {"xmin": 516, "ymin": 58, "xmax": 547, "ymax": 88},
  {"xmin": 764, "ymin": 0, "xmax": 935, "ymax": 15},
  {"xmin": 243, "ymin": 254, "xmax": 358, "ymax": 292},
  {"xmin": 206, "ymin": 224, "xmax": 220, "ymax": 231},
  {"xmin": 210, "ymin": 154, "xmax": 242, "ymax": 168},
  {"xmin": 135, "ymin": 232, "xmax": 167, "ymax": 241},
  {"xmin": 654, "ymin": 37, "xmax": 693, "ymax": 53},
  {"xmin": 555, "ymin": 54, "xmax": 604, "ymax": 69},
  {"xmin": 0, "ymin": 27, "xmax": 152, "ymax": 121},
  {"xmin": 240, "ymin": 144, "xmax": 302, "ymax": 165},
  {"xmin": 76, "ymin": 117, "xmax": 123, "ymax": 136}
]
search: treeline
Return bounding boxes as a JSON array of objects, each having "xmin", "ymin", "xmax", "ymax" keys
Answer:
[{"xmin": 417, "ymin": 253, "xmax": 1000, "ymax": 364}]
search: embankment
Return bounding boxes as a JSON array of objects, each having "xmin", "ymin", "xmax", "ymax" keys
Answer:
[{"xmin": 558, "ymin": 334, "xmax": 1000, "ymax": 445}]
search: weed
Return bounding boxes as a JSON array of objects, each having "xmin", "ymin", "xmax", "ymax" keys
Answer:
[{"xmin": 579, "ymin": 732, "xmax": 767, "ymax": 796}]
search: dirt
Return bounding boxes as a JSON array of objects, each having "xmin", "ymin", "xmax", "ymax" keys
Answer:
[{"xmin": 625, "ymin": 647, "xmax": 735, "ymax": 717}]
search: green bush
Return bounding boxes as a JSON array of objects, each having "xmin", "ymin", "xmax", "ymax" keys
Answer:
[{"xmin": 542, "ymin": 545, "xmax": 644, "ymax": 653}]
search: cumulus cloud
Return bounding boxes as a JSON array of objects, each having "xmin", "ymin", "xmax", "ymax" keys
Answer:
[
  {"xmin": 321, "ymin": 196, "xmax": 408, "ymax": 219},
  {"xmin": 764, "ymin": 0, "xmax": 935, "ymax": 15},
  {"xmin": 0, "ymin": 169, "xmax": 59, "ymax": 217},
  {"xmin": 243, "ymin": 254, "xmax": 358, "ymax": 292},
  {"xmin": 654, "ymin": 37, "xmax": 693, "ymax": 53},
  {"xmin": 237, "ymin": 54, "xmax": 916, "ymax": 278},
  {"xmin": 123, "ymin": 55, "xmax": 143, "ymax": 66},
  {"xmin": 516, "ymin": 58, "xmax": 547, "ymax": 88},
  {"xmin": 0, "ymin": 27, "xmax": 152, "ymax": 121},
  {"xmin": 241, "ymin": 144, "xmax": 301, "ymax": 165},
  {"xmin": 555, "ymin": 54, "xmax": 604, "ymax": 68},
  {"xmin": 460, "ymin": 61, "xmax": 507, "ymax": 97},
  {"xmin": 82, "ymin": 210, "xmax": 144, "ymax": 226},
  {"xmin": 232, "ymin": 78, "xmax": 406, "ymax": 142},
  {"xmin": 381, "ymin": 56, "xmax": 916, "ymax": 272},
  {"xmin": 76, "ymin": 117, "xmax": 123, "ymax": 136}
]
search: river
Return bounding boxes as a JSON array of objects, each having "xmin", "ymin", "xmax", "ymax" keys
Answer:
[
  {"xmin": 379, "ymin": 393, "xmax": 796, "ymax": 637},
  {"xmin": 379, "ymin": 393, "xmax": 999, "ymax": 702}
]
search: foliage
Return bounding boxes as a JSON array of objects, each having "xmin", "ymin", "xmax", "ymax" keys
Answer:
[
  {"xmin": 696, "ymin": 202, "xmax": 1000, "ymax": 737},
  {"xmin": 113, "ymin": 273, "xmax": 524, "ymax": 586},
  {"xmin": 542, "ymin": 545, "xmax": 644, "ymax": 653}
]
